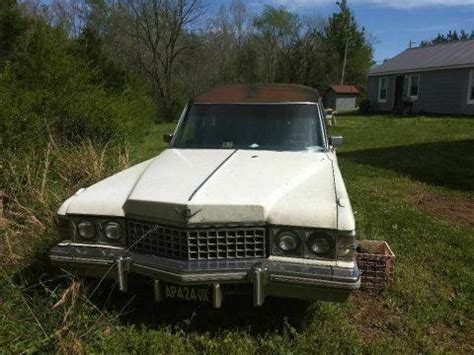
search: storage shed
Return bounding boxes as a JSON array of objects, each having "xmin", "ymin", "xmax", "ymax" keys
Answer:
[{"xmin": 324, "ymin": 85, "xmax": 359, "ymax": 112}]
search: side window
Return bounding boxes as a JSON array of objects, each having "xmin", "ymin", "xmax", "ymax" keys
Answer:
[
  {"xmin": 468, "ymin": 70, "xmax": 474, "ymax": 104},
  {"xmin": 378, "ymin": 77, "xmax": 387, "ymax": 103},
  {"xmin": 408, "ymin": 74, "xmax": 420, "ymax": 100}
]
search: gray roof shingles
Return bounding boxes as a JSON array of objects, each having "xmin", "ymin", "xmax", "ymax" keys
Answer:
[{"xmin": 369, "ymin": 40, "xmax": 474, "ymax": 75}]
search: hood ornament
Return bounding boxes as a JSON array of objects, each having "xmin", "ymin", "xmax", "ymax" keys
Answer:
[{"xmin": 174, "ymin": 206, "xmax": 201, "ymax": 220}]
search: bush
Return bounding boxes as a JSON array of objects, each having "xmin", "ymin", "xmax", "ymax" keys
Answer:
[
  {"xmin": 359, "ymin": 99, "xmax": 372, "ymax": 113},
  {"xmin": 0, "ymin": 24, "xmax": 113, "ymax": 150},
  {"xmin": 0, "ymin": 21, "xmax": 153, "ymax": 154}
]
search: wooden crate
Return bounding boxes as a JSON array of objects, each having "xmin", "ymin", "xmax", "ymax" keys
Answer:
[{"xmin": 356, "ymin": 240, "xmax": 395, "ymax": 292}]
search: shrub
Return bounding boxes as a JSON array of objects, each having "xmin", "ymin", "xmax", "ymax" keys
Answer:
[{"xmin": 359, "ymin": 99, "xmax": 372, "ymax": 113}]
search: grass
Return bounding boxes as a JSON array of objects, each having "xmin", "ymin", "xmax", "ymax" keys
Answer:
[
  {"xmin": 1, "ymin": 115, "xmax": 473, "ymax": 353},
  {"xmin": 128, "ymin": 122, "xmax": 176, "ymax": 163}
]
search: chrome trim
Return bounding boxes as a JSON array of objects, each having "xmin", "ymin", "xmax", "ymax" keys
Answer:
[
  {"xmin": 49, "ymin": 243, "xmax": 360, "ymax": 305},
  {"xmin": 57, "ymin": 242, "xmax": 125, "ymax": 250},
  {"xmin": 127, "ymin": 219, "xmax": 267, "ymax": 261},
  {"xmin": 270, "ymin": 274, "xmax": 360, "ymax": 290},
  {"xmin": 316, "ymin": 99, "xmax": 329, "ymax": 149},
  {"xmin": 169, "ymin": 104, "xmax": 189, "ymax": 146},
  {"xmin": 189, "ymin": 102, "xmax": 319, "ymax": 105},
  {"xmin": 154, "ymin": 280, "xmax": 163, "ymax": 302},
  {"xmin": 49, "ymin": 254, "xmax": 113, "ymax": 266},
  {"xmin": 132, "ymin": 263, "xmax": 248, "ymax": 284},
  {"xmin": 116, "ymin": 257, "xmax": 130, "ymax": 292},
  {"xmin": 212, "ymin": 284, "xmax": 223, "ymax": 309},
  {"xmin": 269, "ymin": 255, "xmax": 347, "ymax": 267},
  {"xmin": 253, "ymin": 266, "xmax": 266, "ymax": 307},
  {"xmin": 125, "ymin": 213, "xmax": 266, "ymax": 229}
]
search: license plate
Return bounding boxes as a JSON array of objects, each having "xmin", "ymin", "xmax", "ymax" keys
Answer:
[{"xmin": 164, "ymin": 284, "xmax": 211, "ymax": 302}]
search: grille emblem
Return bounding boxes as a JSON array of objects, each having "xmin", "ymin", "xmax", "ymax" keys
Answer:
[{"xmin": 174, "ymin": 206, "xmax": 201, "ymax": 220}]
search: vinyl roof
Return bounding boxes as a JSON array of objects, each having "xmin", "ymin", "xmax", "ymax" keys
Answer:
[
  {"xmin": 329, "ymin": 85, "xmax": 359, "ymax": 94},
  {"xmin": 192, "ymin": 84, "xmax": 320, "ymax": 103},
  {"xmin": 369, "ymin": 40, "xmax": 474, "ymax": 76}
]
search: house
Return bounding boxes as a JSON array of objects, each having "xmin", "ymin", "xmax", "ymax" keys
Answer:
[
  {"xmin": 367, "ymin": 40, "xmax": 474, "ymax": 115},
  {"xmin": 324, "ymin": 85, "xmax": 359, "ymax": 112}
]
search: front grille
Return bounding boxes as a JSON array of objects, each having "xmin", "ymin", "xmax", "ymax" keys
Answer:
[{"xmin": 127, "ymin": 220, "xmax": 267, "ymax": 261}]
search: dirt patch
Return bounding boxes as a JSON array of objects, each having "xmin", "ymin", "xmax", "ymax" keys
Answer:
[
  {"xmin": 409, "ymin": 192, "xmax": 474, "ymax": 227},
  {"xmin": 350, "ymin": 291, "xmax": 403, "ymax": 344}
]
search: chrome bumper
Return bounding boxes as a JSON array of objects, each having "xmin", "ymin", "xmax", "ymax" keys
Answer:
[{"xmin": 49, "ymin": 242, "xmax": 360, "ymax": 308}]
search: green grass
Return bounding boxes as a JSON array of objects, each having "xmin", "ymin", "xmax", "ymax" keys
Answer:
[
  {"xmin": 1, "ymin": 115, "xmax": 473, "ymax": 353},
  {"xmin": 129, "ymin": 122, "xmax": 176, "ymax": 163}
]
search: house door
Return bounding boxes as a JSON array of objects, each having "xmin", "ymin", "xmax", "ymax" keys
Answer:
[{"xmin": 393, "ymin": 75, "xmax": 404, "ymax": 110}]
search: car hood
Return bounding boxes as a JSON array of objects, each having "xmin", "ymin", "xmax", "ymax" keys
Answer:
[{"xmin": 63, "ymin": 149, "xmax": 339, "ymax": 229}]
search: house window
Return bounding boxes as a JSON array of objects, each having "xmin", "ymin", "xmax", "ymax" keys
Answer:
[
  {"xmin": 468, "ymin": 70, "xmax": 474, "ymax": 104},
  {"xmin": 378, "ymin": 77, "xmax": 387, "ymax": 103},
  {"xmin": 408, "ymin": 74, "xmax": 420, "ymax": 100}
]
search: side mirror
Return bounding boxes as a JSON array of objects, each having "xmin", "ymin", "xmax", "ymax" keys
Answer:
[
  {"xmin": 329, "ymin": 135, "xmax": 343, "ymax": 146},
  {"xmin": 163, "ymin": 133, "xmax": 173, "ymax": 144}
]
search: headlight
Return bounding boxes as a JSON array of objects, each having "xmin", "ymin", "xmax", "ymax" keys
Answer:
[
  {"xmin": 104, "ymin": 221, "xmax": 122, "ymax": 240},
  {"xmin": 337, "ymin": 231, "xmax": 357, "ymax": 260},
  {"xmin": 306, "ymin": 232, "xmax": 333, "ymax": 257},
  {"xmin": 275, "ymin": 231, "xmax": 299, "ymax": 252},
  {"xmin": 77, "ymin": 220, "xmax": 96, "ymax": 239}
]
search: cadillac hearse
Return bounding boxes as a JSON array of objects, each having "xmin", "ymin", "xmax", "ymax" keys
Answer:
[{"xmin": 49, "ymin": 84, "xmax": 360, "ymax": 308}]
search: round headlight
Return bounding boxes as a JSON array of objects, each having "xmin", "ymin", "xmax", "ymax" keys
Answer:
[
  {"xmin": 307, "ymin": 233, "xmax": 333, "ymax": 256},
  {"xmin": 77, "ymin": 220, "xmax": 96, "ymax": 239},
  {"xmin": 104, "ymin": 221, "xmax": 122, "ymax": 240},
  {"xmin": 275, "ymin": 231, "xmax": 299, "ymax": 252}
]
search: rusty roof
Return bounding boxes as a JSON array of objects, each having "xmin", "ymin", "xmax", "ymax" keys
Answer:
[
  {"xmin": 329, "ymin": 85, "xmax": 359, "ymax": 94},
  {"xmin": 192, "ymin": 84, "xmax": 320, "ymax": 104}
]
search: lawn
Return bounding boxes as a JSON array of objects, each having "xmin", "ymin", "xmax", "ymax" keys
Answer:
[{"xmin": 1, "ymin": 115, "xmax": 473, "ymax": 353}]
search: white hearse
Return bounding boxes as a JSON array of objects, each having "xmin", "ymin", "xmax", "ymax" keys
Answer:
[{"xmin": 49, "ymin": 84, "xmax": 360, "ymax": 307}]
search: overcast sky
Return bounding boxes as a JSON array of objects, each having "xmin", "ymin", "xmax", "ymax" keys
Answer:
[{"xmin": 211, "ymin": 0, "xmax": 474, "ymax": 62}]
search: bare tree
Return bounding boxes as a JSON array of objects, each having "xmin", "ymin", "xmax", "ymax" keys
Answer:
[
  {"xmin": 229, "ymin": 0, "xmax": 247, "ymax": 80},
  {"xmin": 124, "ymin": 0, "xmax": 204, "ymax": 119},
  {"xmin": 20, "ymin": 0, "xmax": 88, "ymax": 37},
  {"xmin": 229, "ymin": 0, "xmax": 246, "ymax": 47},
  {"xmin": 49, "ymin": 0, "xmax": 87, "ymax": 37}
]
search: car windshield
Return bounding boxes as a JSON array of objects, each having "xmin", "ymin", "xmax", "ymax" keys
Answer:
[{"xmin": 173, "ymin": 104, "xmax": 325, "ymax": 151}]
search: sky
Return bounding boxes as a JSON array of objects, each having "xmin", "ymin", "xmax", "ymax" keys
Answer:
[{"xmin": 209, "ymin": 0, "xmax": 474, "ymax": 63}]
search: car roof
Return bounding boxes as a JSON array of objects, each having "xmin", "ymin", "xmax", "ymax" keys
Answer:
[{"xmin": 192, "ymin": 84, "xmax": 321, "ymax": 104}]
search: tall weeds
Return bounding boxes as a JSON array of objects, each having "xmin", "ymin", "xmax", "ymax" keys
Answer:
[{"xmin": 0, "ymin": 138, "xmax": 129, "ymax": 269}]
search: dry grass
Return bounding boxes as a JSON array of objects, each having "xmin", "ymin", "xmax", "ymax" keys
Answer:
[
  {"xmin": 0, "ymin": 138, "xmax": 130, "ymax": 353},
  {"xmin": 0, "ymin": 139, "xmax": 129, "ymax": 269}
]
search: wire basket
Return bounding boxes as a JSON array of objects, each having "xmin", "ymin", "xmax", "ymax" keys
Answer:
[{"xmin": 356, "ymin": 240, "xmax": 395, "ymax": 292}]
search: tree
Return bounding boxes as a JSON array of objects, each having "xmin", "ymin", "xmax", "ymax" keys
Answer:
[
  {"xmin": 421, "ymin": 29, "xmax": 474, "ymax": 47},
  {"xmin": 74, "ymin": 26, "xmax": 126, "ymax": 90},
  {"xmin": 320, "ymin": 0, "xmax": 372, "ymax": 92},
  {"xmin": 253, "ymin": 5, "xmax": 300, "ymax": 83},
  {"xmin": 0, "ymin": 0, "xmax": 28, "ymax": 61},
  {"xmin": 15, "ymin": 0, "xmax": 374, "ymax": 115},
  {"xmin": 229, "ymin": 0, "xmax": 249, "ymax": 80},
  {"xmin": 289, "ymin": 16, "xmax": 332, "ymax": 88},
  {"xmin": 123, "ymin": 0, "xmax": 204, "ymax": 120}
]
